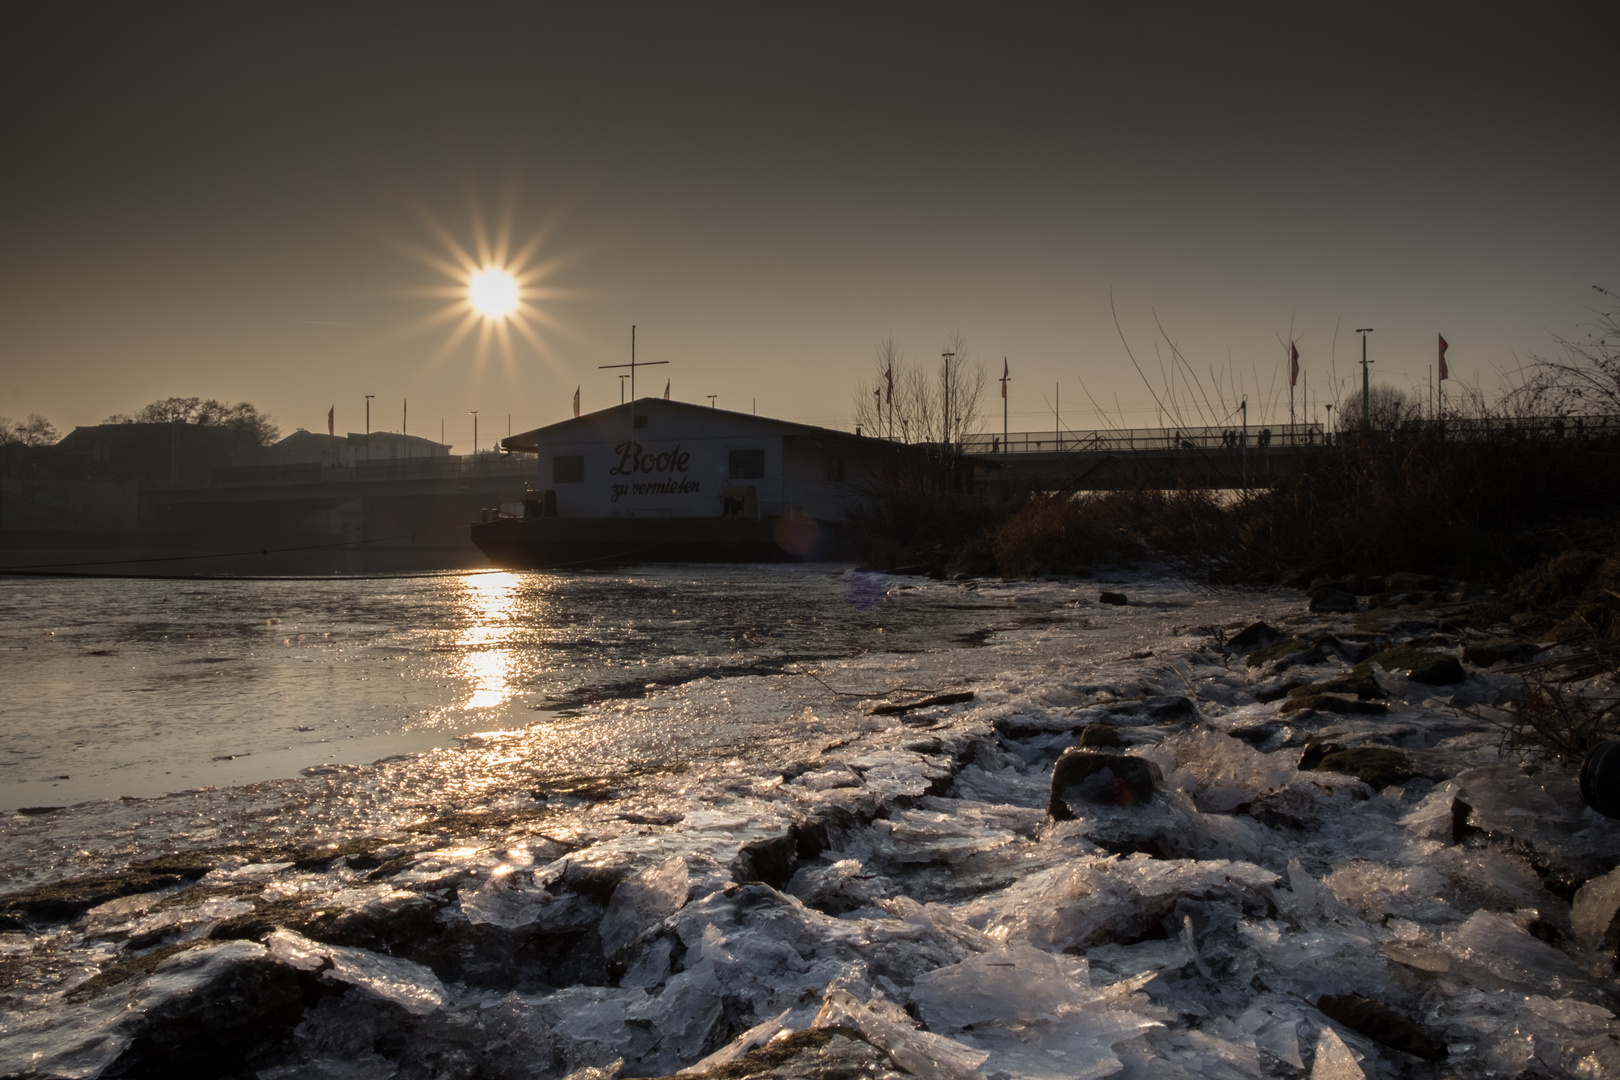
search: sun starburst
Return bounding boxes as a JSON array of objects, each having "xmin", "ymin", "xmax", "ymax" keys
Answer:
[{"xmin": 387, "ymin": 192, "xmax": 586, "ymax": 399}]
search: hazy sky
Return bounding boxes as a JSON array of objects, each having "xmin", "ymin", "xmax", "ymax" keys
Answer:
[{"xmin": 3, "ymin": 4, "xmax": 1615, "ymax": 450}]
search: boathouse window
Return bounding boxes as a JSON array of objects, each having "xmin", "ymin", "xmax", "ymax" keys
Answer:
[
  {"xmin": 728, "ymin": 449, "xmax": 765, "ymax": 480},
  {"xmin": 826, "ymin": 456, "xmax": 845, "ymax": 482},
  {"xmin": 552, "ymin": 454, "xmax": 585, "ymax": 483}
]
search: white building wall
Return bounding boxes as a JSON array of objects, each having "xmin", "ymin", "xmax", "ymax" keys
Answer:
[{"xmin": 525, "ymin": 401, "xmax": 872, "ymax": 520}]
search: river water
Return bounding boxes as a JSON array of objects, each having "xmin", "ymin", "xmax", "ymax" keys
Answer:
[{"xmin": 0, "ymin": 566, "xmax": 1067, "ymax": 812}]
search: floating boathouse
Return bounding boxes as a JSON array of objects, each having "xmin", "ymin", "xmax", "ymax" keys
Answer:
[{"xmin": 472, "ymin": 398, "xmax": 894, "ymax": 566}]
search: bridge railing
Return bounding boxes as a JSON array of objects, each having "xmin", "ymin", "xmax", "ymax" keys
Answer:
[
  {"xmin": 956, "ymin": 423, "xmax": 1325, "ymax": 455},
  {"xmin": 951, "ymin": 414, "xmax": 1620, "ymax": 455}
]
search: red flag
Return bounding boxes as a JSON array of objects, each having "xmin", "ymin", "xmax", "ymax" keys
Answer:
[
  {"xmin": 327, "ymin": 405, "xmax": 334, "ymax": 437},
  {"xmin": 884, "ymin": 365, "xmax": 892, "ymax": 405},
  {"xmin": 573, "ymin": 386, "xmax": 580, "ymax": 418},
  {"xmin": 1002, "ymin": 358, "xmax": 1009, "ymax": 398},
  {"xmin": 1438, "ymin": 334, "xmax": 1449, "ymax": 381},
  {"xmin": 663, "ymin": 379, "xmax": 670, "ymax": 400},
  {"xmin": 1289, "ymin": 343, "xmax": 1299, "ymax": 387}
]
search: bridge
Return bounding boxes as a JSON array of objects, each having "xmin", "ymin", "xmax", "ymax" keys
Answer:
[{"xmin": 946, "ymin": 415, "xmax": 1618, "ymax": 490}]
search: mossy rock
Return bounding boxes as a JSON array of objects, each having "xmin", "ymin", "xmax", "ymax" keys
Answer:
[
  {"xmin": 1049, "ymin": 751, "xmax": 1162, "ymax": 818},
  {"xmin": 1312, "ymin": 747, "xmax": 1420, "ymax": 790},
  {"xmin": 1309, "ymin": 588, "xmax": 1358, "ymax": 613},
  {"xmin": 1077, "ymin": 723, "xmax": 1126, "ymax": 748},
  {"xmin": 1280, "ymin": 692, "xmax": 1388, "ymax": 716},
  {"xmin": 1355, "ymin": 645, "xmax": 1466, "ymax": 685},
  {"xmin": 1462, "ymin": 637, "xmax": 1543, "ymax": 667},
  {"xmin": 1229, "ymin": 621, "xmax": 1283, "ymax": 651},
  {"xmin": 1247, "ymin": 636, "xmax": 1326, "ymax": 669}
]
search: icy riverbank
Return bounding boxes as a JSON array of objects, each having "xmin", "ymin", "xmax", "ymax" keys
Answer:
[{"xmin": 4, "ymin": 576, "xmax": 1620, "ymax": 1080}]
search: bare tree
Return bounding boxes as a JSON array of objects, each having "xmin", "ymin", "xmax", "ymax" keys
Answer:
[
  {"xmin": 105, "ymin": 397, "xmax": 280, "ymax": 446},
  {"xmin": 1334, "ymin": 384, "xmax": 1422, "ymax": 434},
  {"xmin": 17, "ymin": 413, "xmax": 59, "ymax": 447},
  {"xmin": 1508, "ymin": 286, "xmax": 1620, "ymax": 418},
  {"xmin": 852, "ymin": 333, "xmax": 986, "ymax": 446}
]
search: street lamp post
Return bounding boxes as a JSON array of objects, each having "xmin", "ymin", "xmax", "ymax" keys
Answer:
[
  {"xmin": 469, "ymin": 411, "xmax": 478, "ymax": 456},
  {"xmin": 364, "ymin": 394, "xmax": 374, "ymax": 463},
  {"xmin": 941, "ymin": 350, "xmax": 955, "ymax": 446},
  {"xmin": 1356, "ymin": 328, "xmax": 1375, "ymax": 428}
]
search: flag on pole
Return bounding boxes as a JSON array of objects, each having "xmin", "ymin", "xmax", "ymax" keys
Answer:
[
  {"xmin": 573, "ymin": 386, "xmax": 580, "ymax": 418},
  {"xmin": 884, "ymin": 365, "xmax": 892, "ymax": 405},
  {"xmin": 663, "ymin": 379, "xmax": 670, "ymax": 400},
  {"xmin": 1289, "ymin": 343, "xmax": 1299, "ymax": 387},
  {"xmin": 1002, "ymin": 358, "xmax": 1009, "ymax": 398},
  {"xmin": 327, "ymin": 406, "xmax": 334, "ymax": 437},
  {"xmin": 1438, "ymin": 335, "xmax": 1449, "ymax": 381}
]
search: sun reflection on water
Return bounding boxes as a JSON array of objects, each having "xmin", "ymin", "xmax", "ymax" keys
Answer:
[{"xmin": 455, "ymin": 572, "xmax": 521, "ymax": 710}]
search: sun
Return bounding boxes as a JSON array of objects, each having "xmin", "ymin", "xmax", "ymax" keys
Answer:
[
  {"xmin": 388, "ymin": 193, "xmax": 586, "ymax": 391},
  {"xmin": 468, "ymin": 268, "xmax": 519, "ymax": 319}
]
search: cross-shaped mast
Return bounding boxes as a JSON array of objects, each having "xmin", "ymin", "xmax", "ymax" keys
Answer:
[{"xmin": 598, "ymin": 325, "xmax": 669, "ymax": 407}]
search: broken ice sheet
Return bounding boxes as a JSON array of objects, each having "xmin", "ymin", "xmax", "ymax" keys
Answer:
[
  {"xmin": 815, "ymin": 988, "xmax": 988, "ymax": 1080},
  {"xmin": 598, "ymin": 854, "xmax": 689, "ymax": 954},
  {"xmin": 266, "ymin": 929, "xmax": 447, "ymax": 1016},
  {"xmin": 909, "ymin": 945, "xmax": 1161, "ymax": 1080}
]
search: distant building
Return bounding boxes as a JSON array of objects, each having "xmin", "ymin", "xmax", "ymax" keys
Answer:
[
  {"xmin": 54, "ymin": 422, "xmax": 265, "ymax": 485},
  {"xmin": 270, "ymin": 429, "xmax": 452, "ymax": 468}
]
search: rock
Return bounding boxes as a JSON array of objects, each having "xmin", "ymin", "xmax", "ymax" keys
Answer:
[
  {"xmin": 1048, "ymin": 750, "xmax": 1163, "ymax": 818},
  {"xmin": 1098, "ymin": 591, "xmax": 1128, "ymax": 606},
  {"xmin": 1463, "ymin": 637, "xmax": 1543, "ymax": 667},
  {"xmin": 1312, "ymin": 748, "xmax": 1419, "ymax": 790},
  {"xmin": 1077, "ymin": 723, "xmax": 1125, "ymax": 748},
  {"xmin": 1308, "ymin": 587, "xmax": 1357, "ymax": 613},
  {"xmin": 1357, "ymin": 645, "xmax": 1466, "ymax": 685},
  {"xmin": 1281, "ymin": 567, "xmax": 1323, "ymax": 589},
  {"xmin": 1228, "ymin": 621, "xmax": 1282, "ymax": 651},
  {"xmin": 1407, "ymin": 655, "xmax": 1465, "ymax": 684},
  {"xmin": 1386, "ymin": 572, "xmax": 1442, "ymax": 592}
]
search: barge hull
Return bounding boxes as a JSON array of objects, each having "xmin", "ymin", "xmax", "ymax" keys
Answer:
[{"xmin": 471, "ymin": 516, "xmax": 857, "ymax": 568}]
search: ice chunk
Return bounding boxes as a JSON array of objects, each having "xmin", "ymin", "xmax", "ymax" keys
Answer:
[
  {"xmin": 1572, "ymin": 866, "xmax": 1620, "ymax": 951},
  {"xmin": 541, "ymin": 986, "xmax": 643, "ymax": 1050},
  {"xmin": 909, "ymin": 944, "xmax": 1161, "ymax": 1080},
  {"xmin": 627, "ymin": 958, "xmax": 723, "ymax": 1068},
  {"xmin": 679, "ymin": 1009, "xmax": 792, "ymax": 1075},
  {"xmin": 258, "ymin": 1053, "xmax": 400, "ymax": 1080},
  {"xmin": 815, "ymin": 988, "xmax": 989, "ymax": 1080},
  {"xmin": 1322, "ymin": 861, "xmax": 1448, "ymax": 922},
  {"xmin": 1310, "ymin": 1028, "xmax": 1363, "ymax": 1080},
  {"xmin": 1400, "ymin": 780, "xmax": 1459, "ymax": 841},
  {"xmin": 621, "ymin": 936, "xmax": 674, "ymax": 989},
  {"xmin": 1158, "ymin": 728, "xmax": 1296, "ymax": 814},
  {"xmin": 599, "ymin": 855, "xmax": 689, "ymax": 955},
  {"xmin": 787, "ymin": 858, "xmax": 893, "ymax": 914},
  {"xmin": 910, "ymin": 944, "xmax": 1091, "ymax": 1030},
  {"xmin": 966, "ymin": 855, "xmax": 1278, "ymax": 953},
  {"xmin": 267, "ymin": 929, "xmax": 446, "ymax": 1015},
  {"xmin": 874, "ymin": 809, "xmax": 1018, "ymax": 865},
  {"xmin": 458, "ymin": 870, "xmax": 551, "ymax": 929},
  {"xmin": 1440, "ymin": 911, "xmax": 1594, "ymax": 999}
]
